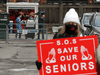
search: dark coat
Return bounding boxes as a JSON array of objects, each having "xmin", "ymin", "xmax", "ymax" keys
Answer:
[
  {"xmin": 53, "ymin": 28, "xmax": 79, "ymax": 39},
  {"xmin": 39, "ymin": 16, "xmax": 45, "ymax": 28},
  {"xmin": 53, "ymin": 26, "xmax": 84, "ymax": 39},
  {"xmin": 53, "ymin": 32, "xmax": 78, "ymax": 39}
]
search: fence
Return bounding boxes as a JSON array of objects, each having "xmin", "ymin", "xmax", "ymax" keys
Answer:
[
  {"xmin": 39, "ymin": 4, "xmax": 100, "ymax": 25},
  {"xmin": 0, "ymin": 23, "xmax": 48, "ymax": 44}
]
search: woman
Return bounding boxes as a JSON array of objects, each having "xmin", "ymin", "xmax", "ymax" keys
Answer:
[
  {"xmin": 53, "ymin": 8, "xmax": 84, "ymax": 39},
  {"xmin": 53, "ymin": 22, "xmax": 83, "ymax": 39},
  {"xmin": 15, "ymin": 13, "xmax": 23, "ymax": 39},
  {"xmin": 35, "ymin": 8, "xmax": 100, "ymax": 74}
]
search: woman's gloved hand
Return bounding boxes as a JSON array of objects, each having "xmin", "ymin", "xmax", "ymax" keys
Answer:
[{"xmin": 35, "ymin": 60, "xmax": 42, "ymax": 70}]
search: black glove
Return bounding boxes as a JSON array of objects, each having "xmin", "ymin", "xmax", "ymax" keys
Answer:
[{"xmin": 35, "ymin": 60, "xmax": 42, "ymax": 70}]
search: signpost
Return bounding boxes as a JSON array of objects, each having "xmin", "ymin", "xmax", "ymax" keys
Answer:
[{"xmin": 36, "ymin": 35, "xmax": 98, "ymax": 75}]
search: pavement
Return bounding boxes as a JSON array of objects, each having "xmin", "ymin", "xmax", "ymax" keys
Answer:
[
  {"xmin": 0, "ymin": 33, "xmax": 54, "ymax": 61},
  {"xmin": 0, "ymin": 33, "xmax": 54, "ymax": 75},
  {"xmin": 1, "ymin": 33, "xmax": 99, "ymax": 75}
]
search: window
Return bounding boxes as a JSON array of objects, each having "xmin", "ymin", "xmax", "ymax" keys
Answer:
[
  {"xmin": 83, "ymin": 15, "xmax": 92, "ymax": 25},
  {"xmin": 94, "ymin": 15, "xmax": 100, "ymax": 26}
]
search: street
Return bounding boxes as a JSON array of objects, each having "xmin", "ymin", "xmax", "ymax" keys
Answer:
[
  {"xmin": 0, "ymin": 33, "xmax": 100, "ymax": 75},
  {"xmin": 0, "ymin": 33, "xmax": 54, "ymax": 75},
  {"xmin": 0, "ymin": 44, "xmax": 38, "ymax": 75}
]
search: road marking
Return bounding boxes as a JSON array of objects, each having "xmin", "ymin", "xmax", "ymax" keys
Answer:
[{"xmin": 10, "ymin": 68, "xmax": 37, "ymax": 71}]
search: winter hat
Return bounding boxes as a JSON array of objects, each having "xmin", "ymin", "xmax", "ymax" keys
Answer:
[{"xmin": 63, "ymin": 8, "xmax": 80, "ymax": 25}]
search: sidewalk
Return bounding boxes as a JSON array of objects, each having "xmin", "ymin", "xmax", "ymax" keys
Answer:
[{"xmin": 0, "ymin": 33, "xmax": 54, "ymax": 64}]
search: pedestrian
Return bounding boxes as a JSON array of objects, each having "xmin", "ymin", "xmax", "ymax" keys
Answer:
[
  {"xmin": 15, "ymin": 13, "xmax": 23, "ymax": 39},
  {"xmin": 37, "ymin": 14, "xmax": 45, "ymax": 39},
  {"xmin": 35, "ymin": 8, "xmax": 100, "ymax": 75}
]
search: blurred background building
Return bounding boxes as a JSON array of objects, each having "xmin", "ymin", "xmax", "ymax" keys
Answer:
[{"xmin": 0, "ymin": 0, "xmax": 100, "ymax": 32}]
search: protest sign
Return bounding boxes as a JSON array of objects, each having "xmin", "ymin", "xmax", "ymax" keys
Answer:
[{"xmin": 36, "ymin": 35, "xmax": 98, "ymax": 75}]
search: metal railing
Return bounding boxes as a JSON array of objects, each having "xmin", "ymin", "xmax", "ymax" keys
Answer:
[{"xmin": 0, "ymin": 23, "xmax": 48, "ymax": 44}]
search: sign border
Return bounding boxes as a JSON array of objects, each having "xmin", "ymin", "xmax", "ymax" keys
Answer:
[{"xmin": 39, "ymin": 38, "xmax": 97, "ymax": 75}]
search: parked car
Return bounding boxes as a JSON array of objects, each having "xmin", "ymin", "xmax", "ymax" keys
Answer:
[
  {"xmin": 81, "ymin": 12, "xmax": 95, "ymax": 32},
  {"xmin": 84, "ymin": 12, "xmax": 100, "ymax": 42}
]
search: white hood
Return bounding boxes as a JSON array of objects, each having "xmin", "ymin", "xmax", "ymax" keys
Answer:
[{"xmin": 63, "ymin": 8, "xmax": 80, "ymax": 25}]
